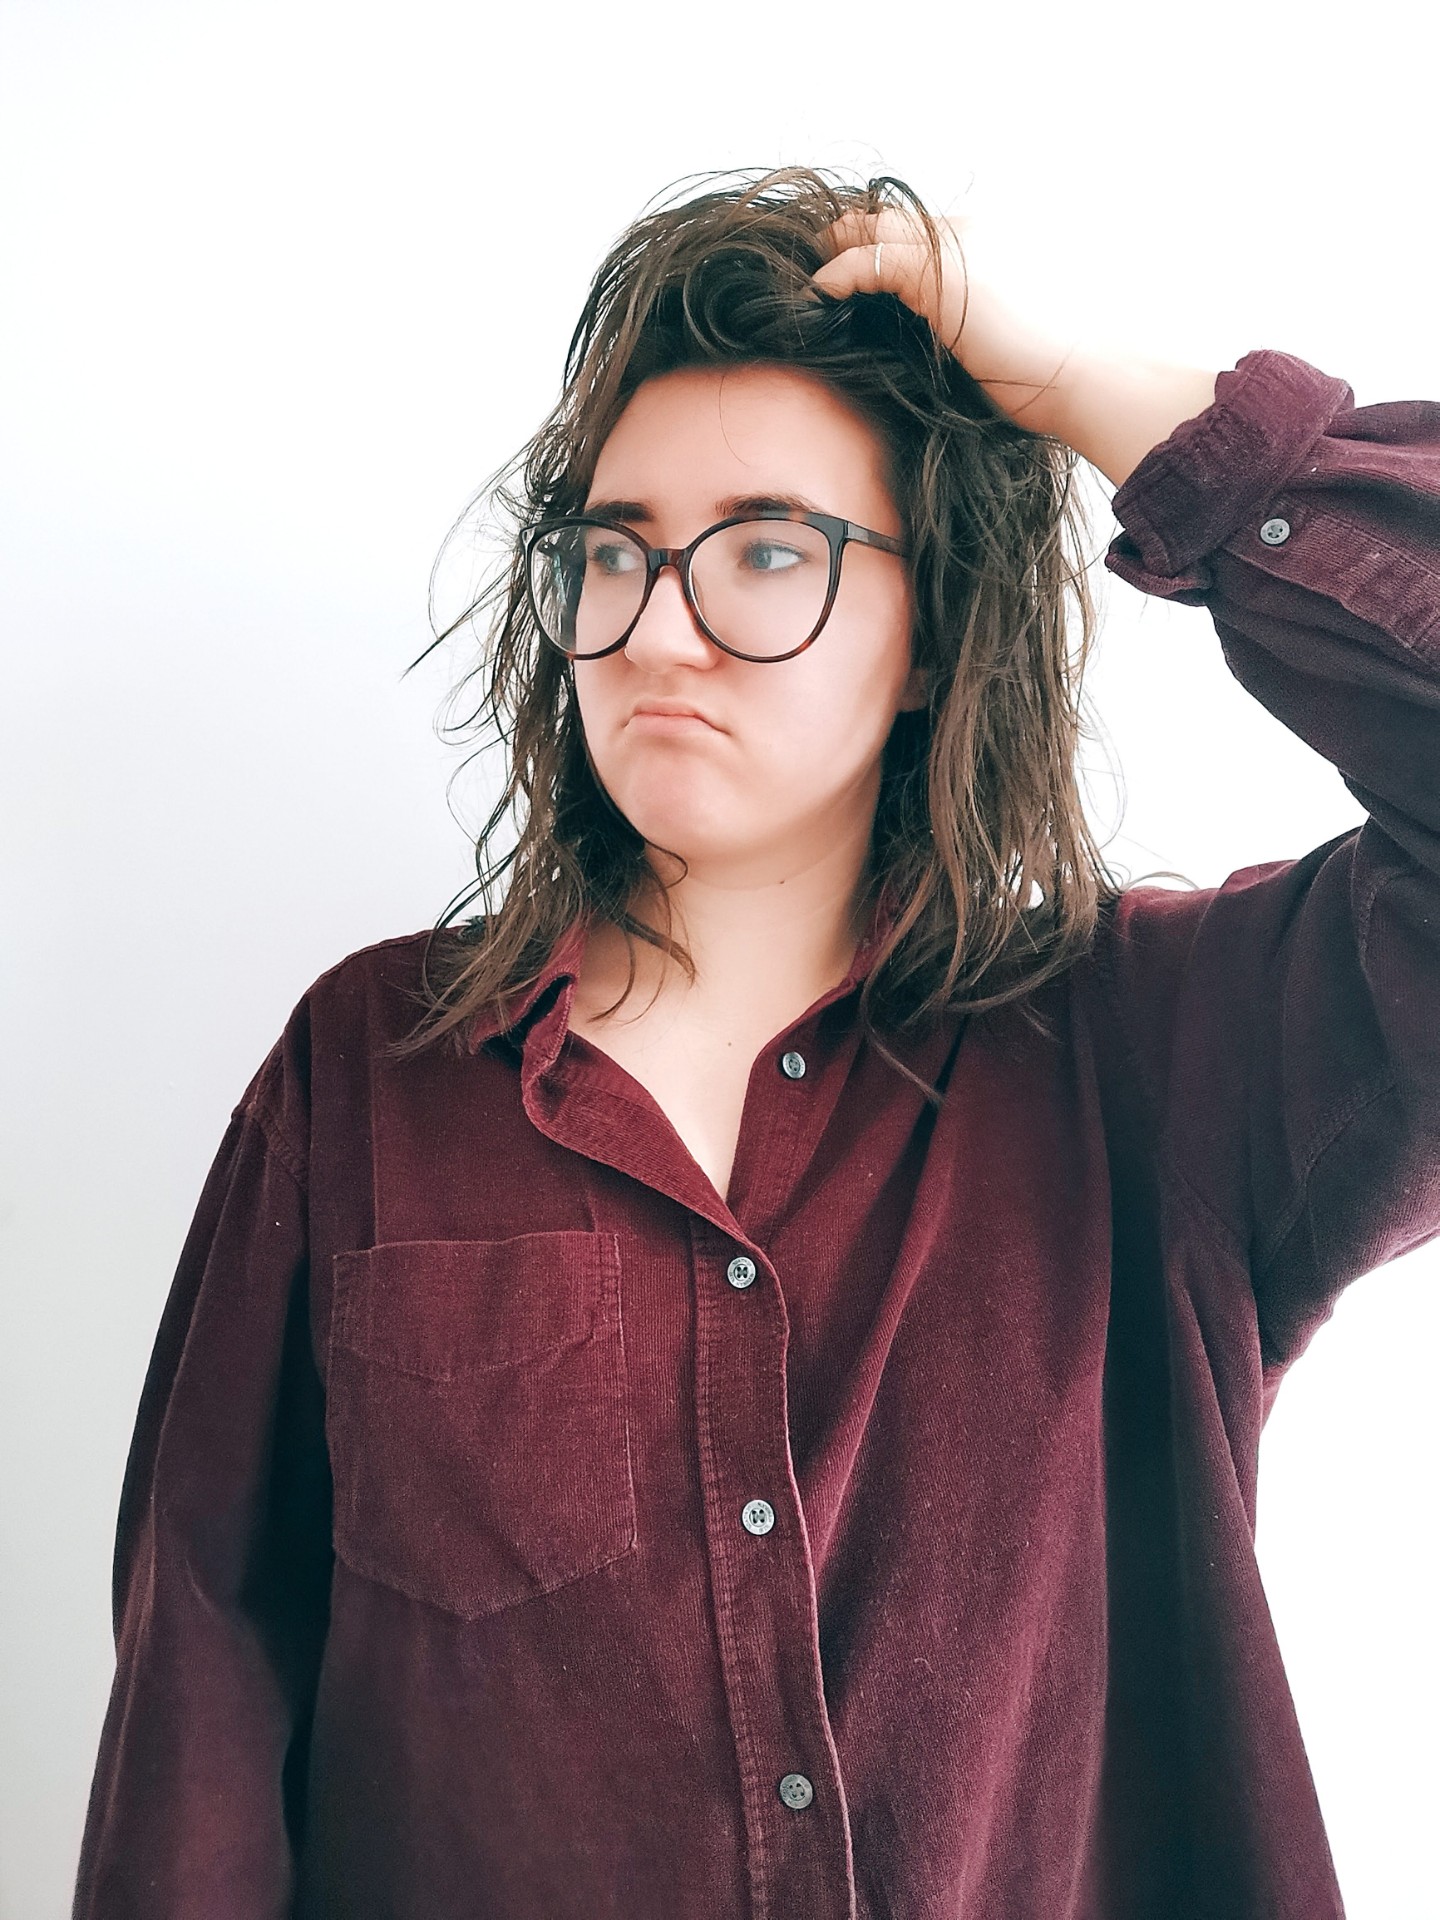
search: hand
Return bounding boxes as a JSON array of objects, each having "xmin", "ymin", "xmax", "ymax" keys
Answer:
[
  {"xmin": 810, "ymin": 194, "xmax": 1221, "ymax": 487},
  {"xmin": 809, "ymin": 196, "xmax": 1091, "ymax": 440}
]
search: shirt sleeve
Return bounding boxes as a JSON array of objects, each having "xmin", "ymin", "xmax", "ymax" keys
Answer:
[
  {"xmin": 72, "ymin": 1036, "xmax": 330, "ymax": 1919},
  {"xmin": 1097, "ymin": 348, "xmax": 1440, "ymax": 1377}
]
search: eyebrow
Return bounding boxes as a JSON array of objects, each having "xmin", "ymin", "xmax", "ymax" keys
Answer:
[{"xmin": 580, "ymin": 491, "xmax": 823, "ymax": 524}]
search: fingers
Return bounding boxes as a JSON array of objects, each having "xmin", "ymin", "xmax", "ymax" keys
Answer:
[
  {"xmin": 814, "ymin": 206, "xmax": 930, "ymax": 263},
  {"xmin": 808, "ymin": 236, "xmax": 926, "ymax": 303}
]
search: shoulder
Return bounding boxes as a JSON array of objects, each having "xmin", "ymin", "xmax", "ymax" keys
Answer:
[
  {"xmin": 1074, "ymin": 842, "xmax": 1357, "ymax": 1124},
  {"xmin": 1088, "ymin": 844, "xmax": 1352, "ymax": 1009},
  {"xmin": 301, "ymin": 925, "xmax": 455, "ymax": 1009},
  {"xmin": 1059, "ymin": 878, "xmax": 1217, "ymax": 1025},
  {"xmin": 238, "ymin": 924, "xmax": 474, "ymax": 1136},
  {"xmin": 312, "ymin": 921, "xmax": 498, "ymax": 1038}
]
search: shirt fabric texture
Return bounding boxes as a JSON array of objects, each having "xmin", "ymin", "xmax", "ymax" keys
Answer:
[{"xmin": 74, "ymin": 348, "xmax": 1440, "ymax": 1919}]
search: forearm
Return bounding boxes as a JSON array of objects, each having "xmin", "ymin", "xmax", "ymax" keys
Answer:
[{"xmin": 1043, "ymin": 349, "xmax": 1220, "ymax": 489}]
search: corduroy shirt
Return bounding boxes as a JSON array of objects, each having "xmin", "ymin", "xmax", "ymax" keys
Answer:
[{"xmin": 74, "ymin": 349, "xmax": 1440, "ymax": 1920}]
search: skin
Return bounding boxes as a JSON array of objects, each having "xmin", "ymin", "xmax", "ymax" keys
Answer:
[{"xmin": 569, "ymin": 360, "xmax": 926, "ymax": 1037}]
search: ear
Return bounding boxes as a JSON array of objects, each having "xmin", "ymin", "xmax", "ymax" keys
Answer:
[{"xmin": 897, "ymin": 663, "xmax": 928, "ymax": 712}]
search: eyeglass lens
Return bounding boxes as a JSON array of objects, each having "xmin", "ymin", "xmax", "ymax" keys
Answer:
[{"xmin": 529, "ymin": 520, "xmax": 833, "ymax": 659}]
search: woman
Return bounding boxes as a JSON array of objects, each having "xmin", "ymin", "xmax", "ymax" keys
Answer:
[{"xmin": 73, "ymin": 167, "xmax": 1440, "ymax": 1918}]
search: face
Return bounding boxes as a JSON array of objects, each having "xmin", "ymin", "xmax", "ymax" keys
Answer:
[{"xmin": 569, "ymin": 361, "xmax": 926, "ymax": 894}]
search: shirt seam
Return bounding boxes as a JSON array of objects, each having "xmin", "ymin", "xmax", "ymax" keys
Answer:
[
  {"xmin": 1252, "ymin": 1070, "xmax": 1402, "ymax": 1287},
  {"xmin": 1251, "ymin": 855, "xmax": 1409, "ymax": 1276},
  {"xmin": 246, "ymin": 1094, "xmax": 310, "ymax": 1195}
]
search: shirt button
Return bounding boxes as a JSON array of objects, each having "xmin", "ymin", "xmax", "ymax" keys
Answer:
[
  {"xmin": 726, "ymin": 1255, "xmax": 757, "ymax": 1290},
  {"xmin": 1259, "ymin": 516, "xmax": 1291, "ymax": 545},
  {"xmin": 780, "ymin": 1050, "xmax": 807, "ymax": 1079},
  {"xmin": 742, "ymin": 1499, "xmax": 775, "ymax": 1535},
  {"xmin": 778, "ymin": 1773, "xmax": 815, "ymax": 1810}
]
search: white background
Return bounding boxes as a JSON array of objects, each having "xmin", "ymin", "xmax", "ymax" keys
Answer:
[{"xmin": 2, "ymin": 1, "xmax": 1437, "ymax": 1914}]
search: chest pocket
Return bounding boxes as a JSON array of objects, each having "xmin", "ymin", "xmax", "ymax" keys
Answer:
[{"xmin": 326, "ymin": 1231, "xmax": 636, "ymax": 1621}]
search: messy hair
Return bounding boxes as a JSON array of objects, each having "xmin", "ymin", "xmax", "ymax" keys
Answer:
[{"xmin": 394, "ymin": 164, "xmax": 1132, "ymax": 1105}]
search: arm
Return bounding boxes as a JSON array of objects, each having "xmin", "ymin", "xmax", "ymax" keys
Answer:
[
  {"xmin": 809, "ymin": 213, "xmax": 1439, "ymax": 1356},
  {"xmin": 72, "ymin": 1043, "xmax": 330, "ymax": 1918},
  {"xmin": 1094, "ymin": 348, "xmax": 1440, "ymax": 1371},
  {"xmin": 1046, "ymin": 349, "xmax": 1221, "ymax": 489}
]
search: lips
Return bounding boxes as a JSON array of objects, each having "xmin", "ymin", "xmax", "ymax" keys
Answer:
[{"xmin": 630, "ymin": 704, "xmax": 718, "ymax": 728}]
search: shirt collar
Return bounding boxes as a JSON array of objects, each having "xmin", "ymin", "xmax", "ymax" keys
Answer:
[{"xmin": 463, "ymin": 879, "xmax": 902, "ymax": 1056}]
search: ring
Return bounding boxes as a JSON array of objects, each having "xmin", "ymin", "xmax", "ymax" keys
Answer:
[{"xmin": 873, "ymin": 240, "xmax": 884, "ymax": 283}]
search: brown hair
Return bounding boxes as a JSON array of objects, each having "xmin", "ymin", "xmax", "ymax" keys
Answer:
[{"xmin": 394, "ymin": 164, "xmax": 1141, "ymax": 1104}]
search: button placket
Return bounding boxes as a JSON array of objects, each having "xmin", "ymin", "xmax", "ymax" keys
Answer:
[{"xmin": 691, "ymin": 1201, "xmax": 851, "ymax": 1910}]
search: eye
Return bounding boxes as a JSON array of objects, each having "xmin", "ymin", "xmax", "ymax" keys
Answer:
[
  {"xmin": 585, "ymin": 536, "xmax": 641, "ymax": 575},
  {"xmin": 742, "ymin": 538, "xmax": 806, "ymax": 572}
]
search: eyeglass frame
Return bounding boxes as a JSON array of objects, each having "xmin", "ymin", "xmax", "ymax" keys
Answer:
[{"xmin": 519, "ymin": 508, "xmax": 911, "ymax": 665}]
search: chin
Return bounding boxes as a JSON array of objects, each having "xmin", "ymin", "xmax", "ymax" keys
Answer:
[
  {"xmin": 627, "ymin": 802, "xmax": 742, "ymax": 869},
  {"xmin": 606, "ymin": 774, "xmax": 723, "ymax": 843},
  {"xmin": 633, "ymin": 813, "xmax": 718, "ymax": 862}
]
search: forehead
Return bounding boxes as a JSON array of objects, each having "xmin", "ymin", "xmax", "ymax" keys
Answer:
[{"xmin": 591, "ymin": 362, "xmax": 892, "ymax": 496}]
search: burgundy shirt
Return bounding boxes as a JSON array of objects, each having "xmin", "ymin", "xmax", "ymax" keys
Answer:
[{"xmin": 74, "ymin": 349, "xmax": 1440, "ymax": 1919}]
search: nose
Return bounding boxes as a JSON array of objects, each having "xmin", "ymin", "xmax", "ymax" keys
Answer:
[{"xmin": 621, "ymin": 558, "xmax": 719, "ymax": 668}]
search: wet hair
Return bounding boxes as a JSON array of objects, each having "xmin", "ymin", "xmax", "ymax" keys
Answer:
[{"xmin": 393, "ymin": 164, "xmax": 1139, "ymax": 1104}]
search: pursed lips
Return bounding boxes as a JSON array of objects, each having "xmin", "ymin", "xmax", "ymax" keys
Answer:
[{"xmin": 629, "ymin": 706, "xmax": 721, "ymax": 729}]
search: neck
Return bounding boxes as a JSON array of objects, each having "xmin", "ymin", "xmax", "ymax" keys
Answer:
[{"xmin": 578, "ymin": 841, "xmax": 874, "ymax": 1035}]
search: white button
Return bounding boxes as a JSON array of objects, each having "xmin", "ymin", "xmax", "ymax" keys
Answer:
[
  {"xmin": 1259, "ymin": 517, "xmax": 1291, "ymax": 545},
  {"xmin": 780, "ymin": 1050, "xmax": 807, "ymax": 1079},
  {"xmin": 742, "ymin": 1499, "xmax": 775, "ymax": 1535},
  {"xmin": 726, "ymin": 1255, "xmax": 757, "ymax": 1289},
  {"xmin": 778, "ymin": 1772, "xmax": 815, "ymax": 1809}
]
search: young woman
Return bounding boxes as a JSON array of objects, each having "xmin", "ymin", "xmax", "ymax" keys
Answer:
[{"xmin": 73, "ymin": 167, "xmax": 1440, "ymax": 1919}]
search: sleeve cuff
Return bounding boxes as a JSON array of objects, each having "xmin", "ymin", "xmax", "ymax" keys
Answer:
[{"xmin": 1104, "ymin": 348, "xmax": 1355, "ymax": 600}]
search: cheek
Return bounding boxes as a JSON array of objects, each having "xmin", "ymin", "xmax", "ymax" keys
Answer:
[
  {"xmin": 742, "ymin": 692, "xmax": 885, "ymax": 800},
  {"xmin": 571, "ymin": 673, "xmax": 631, "ymax": 774},
  {"xmin": 803, "ymin": 625, "xmax": 914, "ymax": 749}
]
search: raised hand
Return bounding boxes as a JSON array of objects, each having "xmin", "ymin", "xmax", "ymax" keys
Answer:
[
  {"xmin": 808, "ymin": 198, "xmax": 1089, "ymax": 438},
  {"xmin": 808, "ymin": 194, "xmax": 1220, "ymax": 488}
]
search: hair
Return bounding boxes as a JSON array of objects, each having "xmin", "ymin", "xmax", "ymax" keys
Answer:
[{"xmin": 392, "ymin": 163, "xmax": 1168, "ymax": 1105}]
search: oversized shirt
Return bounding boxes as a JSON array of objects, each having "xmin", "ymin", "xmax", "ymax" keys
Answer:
[{"xmin": 73, "ymin": 349, "xmax": 1440, "ymax": 1920}]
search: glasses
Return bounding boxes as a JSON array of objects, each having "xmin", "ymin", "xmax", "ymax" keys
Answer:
[{"xmin": 520, "ymin": 509, "xmax": 910, "ymax": 664}]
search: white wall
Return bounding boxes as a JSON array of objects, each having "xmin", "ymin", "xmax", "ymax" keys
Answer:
[{"xmin": 2, "ymin": 1, "xmax": 1436, "ymax": 1913}]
